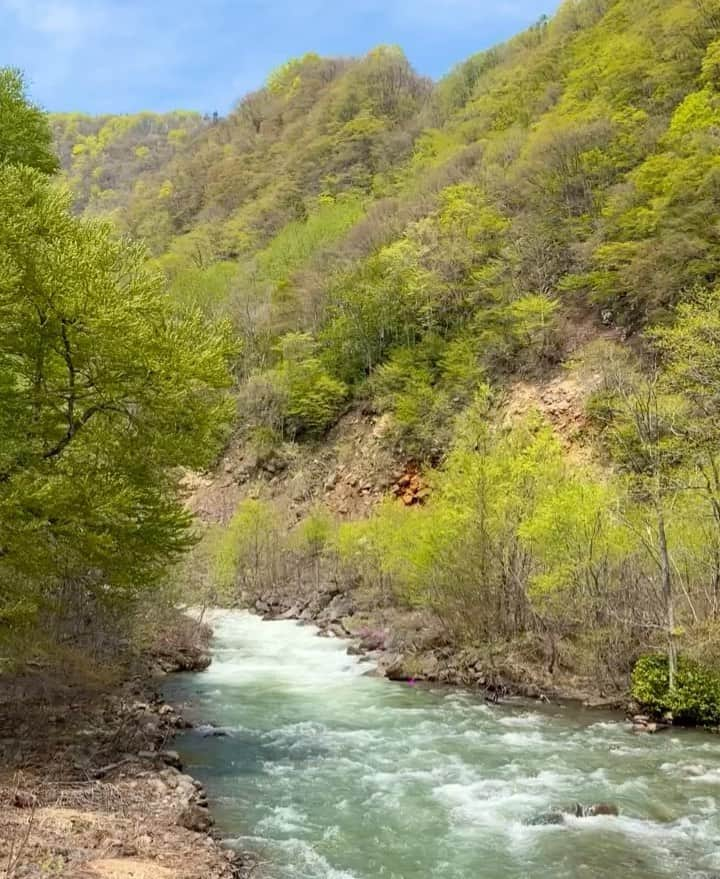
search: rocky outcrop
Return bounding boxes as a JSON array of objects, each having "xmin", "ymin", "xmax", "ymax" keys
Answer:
[
  {"xmin": 316, "ymin": 593, "xmax": 354, "ymax": 625},
  {"xmin": 392, "ymin": 466, "xmax": 430, "ymax": 506}
]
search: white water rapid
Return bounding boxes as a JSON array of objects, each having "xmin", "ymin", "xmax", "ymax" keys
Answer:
[{"xmin": 163, "ymin": 610, "xmax": 720, "ymax": 879}]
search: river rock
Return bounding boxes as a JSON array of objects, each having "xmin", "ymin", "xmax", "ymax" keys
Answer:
[
  {"xmin": 526, "ymin": 802, "xmax": 619, "ymax": 825},
  {"xmin": 415, "ymin": 654, "xmax": 440, "ymax": 680},
  {"xmin": 199, "ymin": 724, "xmax": 231, "ymax": 738},
  {"xmin": 378, "ymin": 654, "xmax": 407, "ymax": 680},
  {"xmin": 358, "ymin": 629, "xmax": 387, "ymax": 651},
  {"xmin": 525, "ymin": 809, "xmax": 566, "ymax": 826},
  {"xmin": 300, "ymin": 605, "xmax": 317, "ymax": 621},
  {"xmin": 178, "ymin": 804, "xmax": 213, "ymax": 833},
  {"xmin": 277, "ymin": 604, "xmax": 304, "ymax": 620},
  {"xmin": 158, "ymin": 749, "xmax": 182, "ymax": 769},
  {"xmin": 159, "ymin": 767, "xmax": 179, "ymax": 789},
  {"xmin": 317, "ymin": 594, "xmax": 354, "ymax": 624},
  {"xmin": 631, "ymin": 714, "xmax": 671, "ymax": 734},
  {"xmin": 586, "ymin": 803, "xmax": 619, "ymax": 816}
]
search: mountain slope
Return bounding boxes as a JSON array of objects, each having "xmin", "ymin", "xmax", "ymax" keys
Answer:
[
  {"xmin": 51, "ymin": 111, "xmax": 205, "ymax": 216},
  {"xmin": 54, "ymin": 0, "xmax": 720, "ymax": 712}
]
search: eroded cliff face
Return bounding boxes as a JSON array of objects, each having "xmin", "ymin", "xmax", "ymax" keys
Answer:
[{"xmin": 181, "ymin": 343, "xmax": 616, "ymax": 707}]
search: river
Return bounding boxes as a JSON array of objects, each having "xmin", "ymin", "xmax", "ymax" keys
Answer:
[{"xmin": 163, "ymin": 610, "xmax": 720, "ymax": 879}]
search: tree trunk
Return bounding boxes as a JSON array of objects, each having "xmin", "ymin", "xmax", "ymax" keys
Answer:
[{"xmin": 657, "ymin": 507, "xmax": 677, "ymax": 691}]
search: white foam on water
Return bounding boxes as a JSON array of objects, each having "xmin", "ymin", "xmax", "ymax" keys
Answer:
[
  {"xmin": 661, "ymin": 761, "xmax": 720, "ymax": 783},
  {"xmin": 500, "ymin": 730, "xmax": 547, "ymax": 747},
  {"xmin": 276, "ymin": 839, "xmax": 360, "ymax": 879},
  {"xmin": 688, "ymin": 795, "xmax": 717, "ymax": 813},
  {"xmin": 257, "ymin": 804, "xmax": 308, "ymax": 835},
  {"xmin": 497, "ymin": 712, "xmax": 547, "ymax": 728},
  {"xmin": 689, "ymin": 768, "xmax": 720, "ymax": 783},
  {"xmin": 360, "ymin": 789, "xmax": 402, "ymax": 810},
  {"xmin": 612, "ymin": 774, "xmax": 650, "ymax": 794},
  {"xmin": 587, "ymin": 721, "xmax": 623, "ymax": 732},
  {"xmin": 608, "ymin": 744, "xmax": 649, "ymax": 757},
  {"xmin": 434, "ymin": 774, "xmax": 572, "ymax": 832},
  {"xmin": 196, "ymin": 611, "xmax": 372, "ymax": 692}
]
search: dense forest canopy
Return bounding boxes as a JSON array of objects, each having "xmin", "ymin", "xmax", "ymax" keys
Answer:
[{"xmin": 5, "ymin": 0, "xmax": 720, "ymax": 719}]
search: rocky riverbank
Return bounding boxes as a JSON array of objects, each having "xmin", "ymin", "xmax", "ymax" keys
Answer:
[
  {"xmin": 252, "ymin": 581, "xmax": 628, "ymax": 713},
  {"xmin": 0, "ymin": 616, "xmax": 258, "ymax": 879}
]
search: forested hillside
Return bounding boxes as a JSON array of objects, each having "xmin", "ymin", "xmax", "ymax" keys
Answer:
[
  {"xmin": 51, "ymin": 111, "xmax": 205, "ymax": 217},
  {"xmin": 41, "ymin": 0, "xmax": 720, "ymax": 721}
]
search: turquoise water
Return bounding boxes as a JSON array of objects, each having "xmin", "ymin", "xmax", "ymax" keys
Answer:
[{"xmin": 164, "ymin": 610, "xmax": 720, "ymax": 878}]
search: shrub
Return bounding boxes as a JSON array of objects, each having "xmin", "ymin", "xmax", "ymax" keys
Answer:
[
  {"xmin": 294, "ymin": 508, "xmax": 334, "ymax": 557},
  {"xmin": 631, "ymin": 654, "xmax": 720, "ymax": 726},
  {"xmin": 212, "ymin": 499, "xmax": 284, "ymax": 597},
  {"xmin": 246, "ymin": 426, "xmax": 283, "ymax": 468},
  {"xmin": 275, "ymin": 333, "xmax": 348, "ymax": 436},
  {"xmin": 284, "ymin": 361, "xmax": 347, "ymax": 436}
]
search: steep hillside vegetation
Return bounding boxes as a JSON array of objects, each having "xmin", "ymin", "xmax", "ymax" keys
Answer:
[
  {"xmin": 51, "ymin": 111, "xmax": 205, "ymax": 218},
  {"xmin": 54, "ymin": 0, "xmax": 720, "ymax": 720}
]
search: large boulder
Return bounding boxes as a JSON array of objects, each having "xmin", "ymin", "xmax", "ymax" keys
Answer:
[
  {"xmin": 316, "ymin": 594, "xmax": 354, "ymax": 625},
  {"xmin": 379, "ymin": 654, "xmax": 407, "ymax": 680},
  {"xmin": 415, "ymin": 653, "xmax": 440, "ymax": 681},
  {"xmin": 158, "ymin": 750, "xmax": 182, "ymax": 769},
  {"xmin": 586, "ymin": 803, "xmax": 619, "ymax": 816}
]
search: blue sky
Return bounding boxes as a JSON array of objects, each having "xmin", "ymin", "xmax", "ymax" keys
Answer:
[{"xmin": 0, "ymin": 0, "xmax": 555, "ymax": 115}]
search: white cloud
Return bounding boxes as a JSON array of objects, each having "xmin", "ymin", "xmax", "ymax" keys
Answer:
[
  {"xmin": 1, "ymin": 0, "xmax": 108, "ymax": 44},
  {"xmin": 0, "ymin": 0, "xmax": 186, "ymax": 103}
]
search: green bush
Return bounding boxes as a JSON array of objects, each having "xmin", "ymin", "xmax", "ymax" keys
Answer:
[
  {"xmin": 369, "ymin": 336, "xmax": 485, "ymax": 460},
  {"xmin": 631, "ymin": 654, "xmax": 720, "ymax": 726},
  {"xmin": 283, "ymin": 359, "xmax": 347, "ymax": 436},
  {"xmin": 274, "ymin": 333, "xmax": 348, "ymax": 436}
]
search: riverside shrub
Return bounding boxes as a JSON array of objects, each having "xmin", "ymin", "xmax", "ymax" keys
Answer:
[{"xmin": 631, "ymin": 654, "xmax": 720, "ymax": 726}]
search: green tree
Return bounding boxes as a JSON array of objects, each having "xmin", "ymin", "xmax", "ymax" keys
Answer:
[
  {"xmin": 589, "ymin": 344, "xmax": 690, "ymax": 689},
  {"xmin": 273, "ymin": 333, "xmax": 348, "ymax": 436},
  {"xmin": 0, "ymin": 68, "xmax": 59, "ymax": 174},
  {"xmin": 0, "ymin": 164, "xmax": 233, "ymax": 629},
  {"xmin": 652, "ymin": 286, "xmax": 720, "ymax": 618}
]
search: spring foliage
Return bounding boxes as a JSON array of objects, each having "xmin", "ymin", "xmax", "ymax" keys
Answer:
[
  {"xmin": 41, "ymin": 0, "xmax": 720, "ymax": 704},
  {"xmin": 0, "ymin": 71, "xmax": 233, "ymax": 646}
]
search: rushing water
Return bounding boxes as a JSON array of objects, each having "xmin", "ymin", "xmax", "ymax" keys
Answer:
[{"xmin": 163, "ymin": 610, "xmax": 720, "ymax": 879}]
